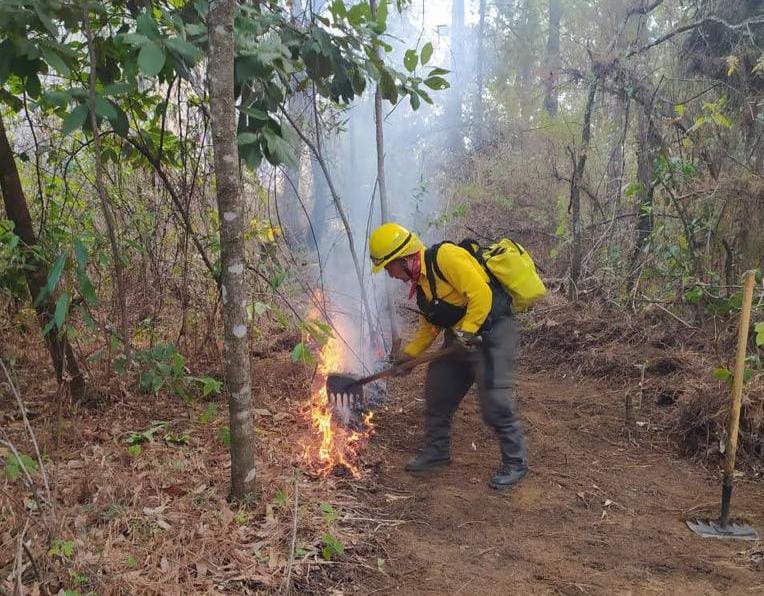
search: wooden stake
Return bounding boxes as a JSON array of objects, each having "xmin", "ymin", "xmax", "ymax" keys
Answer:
[{"xmin": 720, "ymin": 270, "xmax": 756, "ymax": 526}]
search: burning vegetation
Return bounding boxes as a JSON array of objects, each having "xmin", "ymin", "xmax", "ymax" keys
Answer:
[{"xmin": 301, "ymin": 326, "xmax": 375, "ymax": 478}]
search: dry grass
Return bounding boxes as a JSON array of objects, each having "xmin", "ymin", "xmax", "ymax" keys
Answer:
[
  {"xmin": 2, "ymin": 287, "xmax": 763, "ymax": 594},
  {"xmin": 520, "ymin": 296, "xmax": 764, "ymax": 472},
  {"xmin": 1, "ymin": 328, "xmax": 389, "ymax": 595}
]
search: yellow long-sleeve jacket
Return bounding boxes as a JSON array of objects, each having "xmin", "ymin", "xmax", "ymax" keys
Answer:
[{"xmin": 402, "ymin": 244, "xmax": 493, "ymax": 357}]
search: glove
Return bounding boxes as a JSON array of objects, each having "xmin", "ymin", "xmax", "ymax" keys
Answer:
[
  {"xmin": 390, "ymin": 352, "xmax": 414, "ymax": 377},
  {"xmin": 453, "ymin": 329, "xmax": 481, "ymax": 353}
]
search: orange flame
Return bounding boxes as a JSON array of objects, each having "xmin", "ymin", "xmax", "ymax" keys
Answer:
[{"xmin": 302, "ymin": 327, "xmax": 374, "ymax": 478}]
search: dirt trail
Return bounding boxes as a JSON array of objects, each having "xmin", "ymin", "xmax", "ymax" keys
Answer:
[{"xmin": 360, "ymin": 369, "xmax": 764, "ymax": 595}]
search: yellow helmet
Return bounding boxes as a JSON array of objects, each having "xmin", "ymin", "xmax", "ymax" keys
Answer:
[{"xmin": 369, "ymin": 223, "xmax": 423, "ymax": 273}]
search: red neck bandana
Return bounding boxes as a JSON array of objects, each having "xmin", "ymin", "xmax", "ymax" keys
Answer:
[{"xmin": 405, "ymin": 252, "xmax": 422, "ymax": 300}]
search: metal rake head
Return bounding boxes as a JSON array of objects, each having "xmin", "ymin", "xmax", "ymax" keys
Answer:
[
  {"xmin": 327, "ymin": 373, "xmax": 363, "ymax": 408},
  {"xmin": 686, "ymin": 519, "xmax": 759, "ymax": 541}
]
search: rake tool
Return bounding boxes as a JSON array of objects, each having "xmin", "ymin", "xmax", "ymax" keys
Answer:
[
  {"xmin": 687, "ymin": 270, "xmax": 759, "ymax": 541},
  {"xmin": 327, "ymin": 345, "xmax": 459, "ymax": 416}
]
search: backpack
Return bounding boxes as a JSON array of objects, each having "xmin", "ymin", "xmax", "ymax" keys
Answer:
[{"xmin": 430, "ymin": 238, "xmax": 546, "ymax": 313}]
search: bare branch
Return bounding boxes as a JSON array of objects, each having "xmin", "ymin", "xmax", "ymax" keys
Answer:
[
  {"xmin": 15, "ymin": 519, "xmax": 29, "ymax": 595},
  {"xmin": 627, "ymin": 15, "xmax": 764, "ymax": 58},
  {"xmin": 1, "ymin": 359, "xmax": 53, "ymax": 511},
  {"xmin": 627, "ymin": 0, "xmax": 664, "ymax": 18},
  {"xmin": 126, "ymin": 138, "xmax": 220, "ymax": 282},
  {"xmin": 282, "ymin": 474, "xmax": 300, "ymax": 592}
]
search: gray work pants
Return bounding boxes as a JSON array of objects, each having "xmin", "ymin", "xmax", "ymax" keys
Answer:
[{"xmin": 423, "ymin": 316, "xmax": 527, "ymax": 466}]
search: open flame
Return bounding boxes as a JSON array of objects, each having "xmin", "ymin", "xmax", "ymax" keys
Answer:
[{"xmin": 302, "ymin": 330, "xmax": 374, "ymax": 477}]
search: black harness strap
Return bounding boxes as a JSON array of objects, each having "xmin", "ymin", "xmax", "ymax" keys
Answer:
[
  {"xmin": 424, "ymin": 243, "xmax": 442, "ymax": 301},
  {"xmin": 418, "ymin": 243, "xmax": 467, "ymax": 329},
  {"xmin": 427, "ymin": 239, "xmax": 513, "ymax": 322},
  {"xmin": 420, "ymin": 240, "xmax": 513, "ymax": 389}
]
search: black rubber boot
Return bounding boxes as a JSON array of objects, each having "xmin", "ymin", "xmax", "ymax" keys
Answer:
[
  {"xmin": 488, "ymin": 463, "xmax": 527, "ymax": 489},
  {"xmin": 404, "ymin": 445, "xmax": 451, "ymax": 472}
]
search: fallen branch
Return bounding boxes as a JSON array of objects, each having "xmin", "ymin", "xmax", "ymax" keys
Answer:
[
  {"xmin": 645, "ymin": 299, "xmax": 697, "ymax": 330},
  {"xmin": 21, "ymin": 542, "xmax": 40, "ymax": 586},
  {"xmin": 14, "ymin": 519, "xmax": 29, "ymax": 596},
  {"xmin": 282, "ymin": 474, "xmax": 300, "ymax": 594}
]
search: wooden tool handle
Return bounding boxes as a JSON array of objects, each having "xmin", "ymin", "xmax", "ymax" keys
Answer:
[
  {"xmin": 355, "ymin": 345, "xmax": 458, "ymax": 386},
  {"xmin": 724, "ymin": 270, "xmax": 757, "ymax": 479}
]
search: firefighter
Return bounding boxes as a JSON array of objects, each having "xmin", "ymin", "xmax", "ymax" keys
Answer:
[{"xmin": 369, "ymin": 222, "xmax": 527, "ymax": 489}]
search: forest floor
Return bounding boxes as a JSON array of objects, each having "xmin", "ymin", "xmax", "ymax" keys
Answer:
[
  {"xmin": 360, "ymin": 368, "xmax": 764, "ymax": 595},
  {"xmin": 2, "ymin": 303, "xmax": 764, "ymax": 594}
]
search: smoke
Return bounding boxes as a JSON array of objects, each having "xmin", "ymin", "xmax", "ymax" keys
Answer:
[{"xmin": 277, "ymin": 0, "xmax": 480, "ymax": 372}]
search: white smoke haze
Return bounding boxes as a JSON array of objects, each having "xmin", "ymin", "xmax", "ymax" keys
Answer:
[{"xmin": 273, "ymin": 0, "xmax": 479, "ymax": 373}]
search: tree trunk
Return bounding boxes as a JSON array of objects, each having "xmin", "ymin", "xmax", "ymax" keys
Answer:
[
  {"xmin": 629, "ymin": 1, "xmax": 657, "ymax": 274},
  {"xmin": 474, "ymin": 0, "xmax": 486, "ymax": 146},
  {"xmin": 278, "ymin": 147, "xmax": 307, "ymax": 248},
  {"xmin": 447, "ymin": 0, "xmax": 465, "ymax": 155},
  {"xmin": 368, "ymin": 0, "xmax": 388, "ymax": 223},
  {"xmin": 518, "ymin": 0, "xmax": 539, "ymax": 121},
  {"xmin": 543, "ymin": 0, "xmax": 561, "ymax": 117},
  {"xmin": 208, "ymin": 0, "xmax": 257, "ymax": 502},
  {"xmin": 274, "ymin": 46, "xmax": 310, "ymax": 249},
  {"xmin": 369, "ymin": 0, "xmax": 399, "ymax": 351},
  {"xmin": 631, "ymin": 106, "xmax": 656, "ymax": 265},
  {"xmin": 605, "ymin": 94, "xmax": 628, "ymax": 209},
  {"xmin": 0, "ymin": 113, "xmax": 85, "ymax": 400},
  {"xmin": 569, "ymin": 81, "xmax": 597, "ymax": 295},
  {"xmin": 308, "ymin": 150, "xmax": 331, "ymax": 251},
  {"xmin": 372, "ymin": 90, "xmax": 388, "ymax": 222},
  {"xmin": 83, "ymin": 7, "xmax": 131, "ymax": 359}
]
